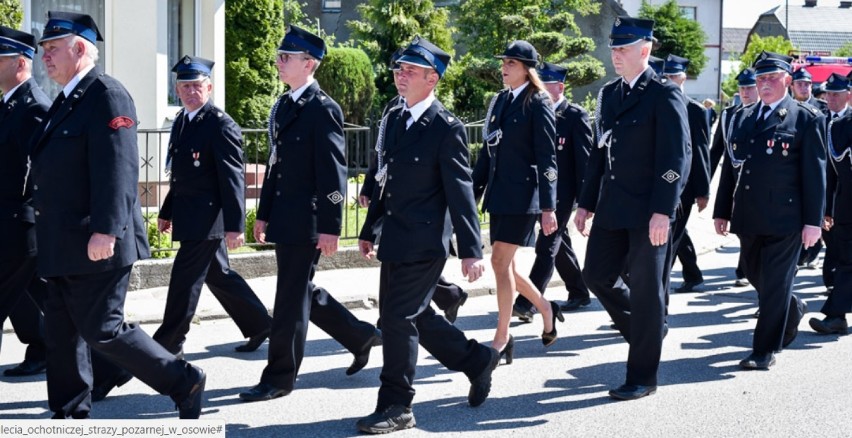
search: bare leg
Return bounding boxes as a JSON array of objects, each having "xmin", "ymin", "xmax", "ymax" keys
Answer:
[
  {"xmin": 513, "ymin": 268, "xmax": 553, "ymax": 333},
  {"xmin": 491, "ymin": 242, "xmax": 518, "ymax": 352}
]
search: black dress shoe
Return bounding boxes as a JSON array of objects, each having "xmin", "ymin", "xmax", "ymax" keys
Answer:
[
  {"xmin": 177, "ymin": 364, "xmax": 206, "ymax": 419},
  {"xmin": 468, "ymin": 347, "xmax": 499, "ymax": 407},
  {"xmin": 608, "ymin": 384, "xmax": 656, "ymax": 401},
  {"xmin": 444, "ymin": 291, "xmax": 468, "ymax": 324},
  {"xmin": 734, "ymin": 277, "xmax": 750, "ymax": 287},
  {"xmin": 674, "ymin": 280, "xmax": 703, "ymax": 293},
  {"xmin": 91, "ymin": 369, "xmax": 133, "ymax": 402},
  {"xmin": 238, "ymin": 382, "xmax": 290, "ymax": 402},
  {"xmin": 512, "ymin": 303, "xmax": 533, "ymax": 323},
  {"xmin": 347, "ymin": 330, "xmax": 382, "ymax": 376},
  {"xmin": 561, "ymin": 297, "xmax": 591, "ymax": 311},
  {"xmin": 739, "ymin": 352, "xmax": 776, "ymax": 370},
  {"xmin": 235, "ymin": 327, "xmax": 270, "ymax": 352},
  {"xmin": 356, "ymin": 404, "xmax": 416, "ymax": 434},
  {"xmin": 3, "ymin": 359, "xmax": 47, "ymax": 377},
  {"xmin": 809, "ymin": 316, "xmax": 849, "ymax": 335}
]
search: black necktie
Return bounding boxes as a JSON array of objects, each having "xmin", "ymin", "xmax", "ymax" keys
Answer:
[
  {"xmin": 621, "ymin": 82, "xmax": 630, "ymax": 101},
  {"xmin": 832, "ymin": 113, "xmax": 839, "ymax": 119},
  {"xmin": 755, "ymin": 105, "xmax": 771, "ymax": 127},
  {"xmin": 45, "ymin": 91, "xmax": 66, "ymax": 123},
  {"xmin": 395, "ymin": 110, "xmax": 411, "ymax": 143}
]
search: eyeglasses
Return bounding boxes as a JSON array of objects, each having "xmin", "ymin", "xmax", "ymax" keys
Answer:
[{"xmin": 276, "ymin": 53, "xmax": 312, "ymax": 64}]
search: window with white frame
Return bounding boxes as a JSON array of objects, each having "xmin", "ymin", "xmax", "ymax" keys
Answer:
[
  {"xmin": 322, "ymin": 0, "xmax": 342, "ymax": 12},
  {"xmin": 29, "ymin": 0, "xmax": 106, "ymax": 99},
  {"xmin": 680, "ymin": 6, "xmax": 697, "ymax": 21},
  {"xmin": 168, "ymin": 0, "xmax": 196, "ymax": 106}
]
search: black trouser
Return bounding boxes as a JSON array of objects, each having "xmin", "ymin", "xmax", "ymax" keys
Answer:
[
  {"xmin": 153, "ymin": 239, "xmax": 270, "ymax": 354},
  {"xmin": 44, "ymin": 266, "xmax": 197, "ymax": 418},
  {"xmin": 583, "ymin": 224, "xmax": 671, "ymax": 387},
  {"xmin": 822, "ymin": 227, "xmax": 837, "ymax": 289},
  {"xmin": 671, "ymin": 201, "xmax": 703, "ymax": 284},
  {"xmin": 739, "ymin": 233, "xmax": 801, "ymax": 354},
  {"xmin": 516, "ymin": 209, "xmax": 589, "ymax": 311},
  {"xmin": 820, "ymin": 223, "xmax": 852, "ymax": 317},
  {"xmin": 0, "ymin": 255, "xmax": 47, "ymax": 362},
  {"xmin": 376, "ymin": 258, "xmax": 491, "ymax": 410},
  {"xmin": 260, "ymin": 245, "xmax": 376, "ymax": 390}
]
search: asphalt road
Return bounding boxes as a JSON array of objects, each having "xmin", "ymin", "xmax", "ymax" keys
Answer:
[{"xmin": 1, "ymin": 239, "xmax": 851, "ymax": 437}]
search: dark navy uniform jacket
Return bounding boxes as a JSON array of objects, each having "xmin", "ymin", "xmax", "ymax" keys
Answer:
[
  {"xmin": 159, "ymin": 101, "xmax": 246, "ymax": 241},
  {"xmin": 359, "ymin": 99, "xmax": 483, "ymax": 263},
  {"xmin": 553, "ymin": 98, "xmax": 591, "ymax": 212},
  {"xmin": 710, "ymin": 104, "xmax": 741, "ymax": 175},
  {"xmin": 472, "ymin": 87, "xmax": 558, "ymax": 214},
  {"xmin": 29, "ymin": 68, "xmax": 150, "ymax": 277},
  {"xmin": 578, "ymin": 68, "xmax": 690, "ymax": 229},
  {"xmin": 714, "ymin": 96, "xmax": 826, "ymax": 235},
  {"xmin": 257, "ymin": 81, "xmax": 346, "ymax": 244},
  {"xmin": 827, "ymin": 113, "xmax": 852, "ymax": 224},
  {"xmin": 0, "ymin": 78, "xmax": 49, "ymax": 261},
  {"xmin": 682, "ymin": 95, "xmax": 711, "ymax": 202}
]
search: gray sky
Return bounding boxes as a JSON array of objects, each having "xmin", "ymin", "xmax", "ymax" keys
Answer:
[{"xmin": 724, "ymin": 0, "xmax": 844, "ymax": 28}]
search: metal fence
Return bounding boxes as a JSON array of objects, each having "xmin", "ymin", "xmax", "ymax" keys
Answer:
[{"xmin": 138, "ymin": 120, "xmax": 487, "ymax": 257}]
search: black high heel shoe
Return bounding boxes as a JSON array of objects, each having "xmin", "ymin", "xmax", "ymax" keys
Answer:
[
  {"xmin": 496, "ymin": 335, "xmax": 514, "ymax": 367},
  {"xmin": 541, "ymin": 301, "xmax": 564, "ymax": 347}
]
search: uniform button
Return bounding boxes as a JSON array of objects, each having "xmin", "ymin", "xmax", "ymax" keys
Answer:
[
  {"xmin": 277, "ymin": 173, "xmax": 282, "ymax": 179},
  {"xmin": 33, "ymin": 184, "xmax": 38, "ymax": 190},
  {"xmin": 209, "ymin": 202, "xmax": 213, "ymax": 206},
  {"xmin": 388, "ymin": 175, "xmax": 393, "ymax": 180},
  {"xmin": 747, "ymin": 154, "xmax": 752, "ymax": 159},
  {"xmin": 276, "ymin": 190, "xmax": 281, "ymax": 196},
  {"xmin": 63, "ymin": 129, "xmax": 68, "ymax": 135},
  {"xmin": 788, "ymin": 198, "xmax": 793, "ymax": 203},
  {"xmin": 513, "ymin": 118, "xmax": 517, "ymax": 122},
  {"xmin": 387, "ymin": 211, "xmax": 392, "ymax": 216},
  {"xmin": 526, "ymin": 177, "xmax": 530, "ymax": 181},
  {"xmin": 750, "ymin": 139, "xmax": 755, "ymax": 144},
  {"xmin": 12, "ymin": 213, "xmax": 17, "ymax": 218},
  {"xmin": 613, "ymin": 138, "xmax": 618, "ymax": 143},
  {"xmin": 296, "ymin": 136, "xmax": 300, "ymax": 141},
  {"xmin": 611, "ymin": 157, "xmax": 615, "ymax": 162},
  {"xmin": 35, "ymin": 210, "xmax": 40, "ymax": 216},
  {"xmin": 277, "ymin": 141, "xmax": 281, "ymax": 145},
  {"xmin": 745, "ymin": 185, "xmax": 750, "ymax": 190},
  {"xmin": 414, "ymin": 157, "xmax": 419, "ymax": 162},
  {"xmin": 172, "ymin": 178, "xmax": 177, "ymax": 182},
  {"xmin": 745, "ymin": 170, "xmax": 750, "ymax": 174},
  {"xmin": 389, "ymin": 158, "xmax": 394, "ymax": 163},
  {"xmin": 174, "ymin": 148, "xmax": 179, "ymax": 153},
  {"xmin": 616, "ymin": 121, "xmax": 620, "ymax": 125},
  {"xmin": 387, "ymin": 193, "xmax": 392, "ymax": 198},
  {"xmin": 611, "ymin": 175, "xmax": 615, "ymax": 180},
  {"xmin": 277, "ymin": 158, "xmax": 282, "ymax": 163}
]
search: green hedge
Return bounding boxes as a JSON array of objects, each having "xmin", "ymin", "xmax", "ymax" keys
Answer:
[{"xmin": 315, "ymin": 47, "xmax": 376, "ymax": 126}]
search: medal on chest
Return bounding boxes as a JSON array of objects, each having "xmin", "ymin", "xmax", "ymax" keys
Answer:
[
  {"xmin": 766, "ymin": 139, "xmax": 775, "ymax": 155},
  {"xmin": 193, "ymin": 152, "xmax": 200, "ymax": 167}
]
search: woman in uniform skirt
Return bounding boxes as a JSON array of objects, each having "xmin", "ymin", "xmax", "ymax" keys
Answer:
[{"xmin": 473, "ymin": 40, "xmax": 563, "ymax": 363}]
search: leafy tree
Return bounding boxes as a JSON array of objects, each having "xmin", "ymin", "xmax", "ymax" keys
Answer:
[
  {"xmin": 0, "ymin": 0, "xmax": 22, "ymax": 28},
  {"xmin": 314, "ymin": 47, "xmax": 376, "ymax": 125},
  {"xmin": 721, "ymin": 34, "xmax": 796, "ymax": 98},
  {"xmin": 450, "ymin": 0, "xmax": 604, "ymax": 117},
  {"xmin": 347, "ymin": 0, "xmax": 454, "ymax": 107},
  {"xmin": 835, "ymin": 41, "xmax": 852, "ymax": 57},
  {"xmin": 638, "ymin": 0, "xmax": 707, "ymax": 77}
]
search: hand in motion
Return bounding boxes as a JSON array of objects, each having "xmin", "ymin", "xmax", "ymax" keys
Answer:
[
  {"xmin": 461, "ymin": 258, "xmax": 486, "ymax": 282},
  {"xmin": 88, "ymin": 232, "xmax": 116, "ymax": 261},
  {"xmin": 574, "ymin": 208, "xmax": 593, "ymax": 237}
]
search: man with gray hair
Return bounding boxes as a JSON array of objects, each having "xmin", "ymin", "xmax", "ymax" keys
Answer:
[{"xmin": 31, "ymin": 11, "xmax": 205, "ymax": 419}]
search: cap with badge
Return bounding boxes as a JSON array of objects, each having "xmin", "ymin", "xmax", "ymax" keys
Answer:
[
  {"xmin": 736, "ymin": 68, "xmax": 757, "ymax": 87},
  {"xmin": 40, "ymin": 11, "xmax": 103, "ymax": 44},
  {"xmin": 609, "ymin": 15, "xmax": 656, "ymax": 48},
  {"xmin": 751, "ymin": 51, "xmax": 793, "ymax": 76},
  {"xmin": 172, "ymin": 55, "xmax": 214, "ymax": 82},
  {"xmin": 791, "ymin": 68, "xmax": 812, "ymax": 82},
  {"xmin": 663, "ymin": 54, "xmax": 689, "ymax": 76},
  {"xmin": 397, "ymin": 36, "xmax": 451, "ymax": 78},
  {"xmin": 0, "ymin": 26, "xmax": 36, "ymax": 59},
  {"xmin": 649, "ymin": 55, "xmax": 664, "ymax": 76},
  {"xmin": 537, "ymin": 62, "xmax": 568, "ymax": 84},
  {"xmin": 824, "ymin": 73, "xmax": 850, "ymax": 92},
  {"xmin": 495, "ymin": 40, "xmax": 539, "ymax": 68},
  {"xmin": 278, "ymin": 24, "xmax": 325, "ymax": 61}
]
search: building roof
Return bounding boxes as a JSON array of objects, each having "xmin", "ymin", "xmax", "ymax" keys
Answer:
[
  {"xmin": 760, "ymin": 3, "xmax": 852, "ymax": 53},
  {"xmin": 723, "ymin": 28, "xmax": 750, "ymax": 55}
]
